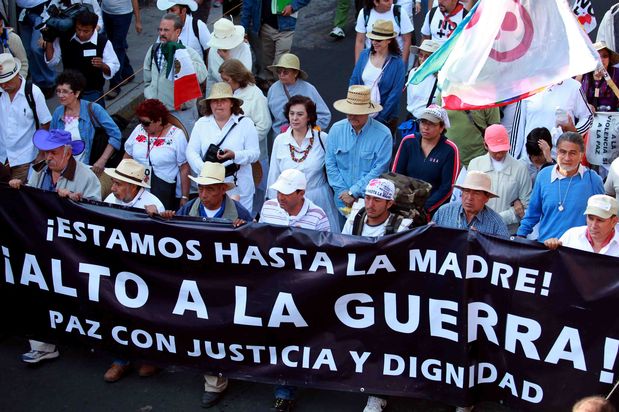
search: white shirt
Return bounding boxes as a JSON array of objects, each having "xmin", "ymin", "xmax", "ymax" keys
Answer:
[
  {"xmin": 104, "ymin": 188, "xmax": 165, "ymax": 212},
  {"xmin": 187, "ymin": 114, "xmax": 260, "ymax": 213},
  {"xmin": 234, "ymin": 85, "xmax": 272, "ymax": 161},
  {"xmin": 355, "ymin": 5, "xmax": 414, "ymax": 51},
  {"xmin": 63, "ymin": 116, "xmax": 85, "ymax": 163},
  {"xmin": 101, "ymin": 0, "xmax": 133, "ymax": 15},
  {"xmin": 406, "ymin": 69, "xmax": 437, "ymax": 118},
  {"xmin": 560, "ymin": 226, "xmax": 619, "ymax": 257},
  {"xmin": 124, "ymin": 124, "xmax": 188, "ymax": 184},
  {"xmin": 0, "ymin": 77, "xmax": 52, "ymax": 166},
  {"xmin": 605, "ymin": 157, "xmax": 619, "ymax": 201},
  {"xmin": 153, "ymin": 15, "xmax": 211, "ymax": 59},
  {"xmin": 421, "ymin": 3, "xmax": 467, "ymax": 45},
  {"xmin": 342, "ymin": 205, "xmax": 412, "ymax": 236},
  {"xmin": 47, "ymin": 31, "xmax": 120, "ymax": 80},
  {"xmin": 205, "ymin": 42, "xmax": 252, "ymax": 96},
  {"xmin": 259, "ymin": 198, "xmax": 331, "ymax": 232}
]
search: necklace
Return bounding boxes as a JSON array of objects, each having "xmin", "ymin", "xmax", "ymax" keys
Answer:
[
  {"xmin": 557, "ymin": 174, "xmax": 575, "ymax": 212},
  {"xmin": 288, "ymin": 136, "xmax": 314, "ymax": 163}
]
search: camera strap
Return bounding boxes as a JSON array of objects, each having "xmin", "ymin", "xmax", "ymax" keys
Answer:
[{"xmin": 214, "ymin": 115, "xmax": 245, "ymax": 148}]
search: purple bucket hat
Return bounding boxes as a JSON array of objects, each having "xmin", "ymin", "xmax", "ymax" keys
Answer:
[{"xmin": 33, "ymin": 129, "xmax": 85, "ymax": 156}]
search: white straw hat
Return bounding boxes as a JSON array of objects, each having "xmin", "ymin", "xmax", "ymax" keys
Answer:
[
  {"xmin": 453, "ymin": 171, "xmax": 498, "ymax": 198},
  {"xmin": 208, "ymin": 18, "xmax": 245, "ymax": 50},
  {"xmin": 333, "ymin": 85, "xmax": 382, "ymax": 115},
  {"xmin": 189, "ymin": 162, "xmax": 235, "ymax": 189},
  {"xmin": 104, "ymin": 159, "xmax": 151, "ymax": 188}
]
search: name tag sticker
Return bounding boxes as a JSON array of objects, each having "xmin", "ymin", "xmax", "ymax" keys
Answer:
[{"xmin": 83, "ymin": 49, "xmax": 97, "ymax": 57}]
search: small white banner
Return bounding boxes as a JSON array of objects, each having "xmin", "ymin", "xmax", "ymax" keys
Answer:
[{"xmin": 586, "ymin": 111, "xmax": 619, "ymax": 166}]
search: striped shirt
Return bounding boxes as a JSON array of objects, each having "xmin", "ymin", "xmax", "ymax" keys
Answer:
[
  {"xmin": 433, "ymin": 202, "xmax": 510, "ymax": 237},
  {"xmin": 259, "ymin": 198, "xmax": 331, "ymax": 232}
]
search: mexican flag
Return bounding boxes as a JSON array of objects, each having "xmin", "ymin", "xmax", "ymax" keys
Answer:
[
  {"xmin": 410, "ymin": 0, "xmax": 600, "ymax": 110},
  {"xmin": 168, "ymin": 48, "xmax": 202, "ymax": 110}
]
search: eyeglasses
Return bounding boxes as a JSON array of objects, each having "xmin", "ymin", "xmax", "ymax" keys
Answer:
[
  {"xmin": 140, "ymin": 119, "xmax": 152, "ymax": 127},
  {"xmin": 55, "ymin": 88, "xmax": 74, "ymax": 96}
]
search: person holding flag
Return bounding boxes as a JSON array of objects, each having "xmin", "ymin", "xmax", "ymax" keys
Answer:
[{"xmin": 143, "ymin": 13, "xmax": 207, "ymax": 135}]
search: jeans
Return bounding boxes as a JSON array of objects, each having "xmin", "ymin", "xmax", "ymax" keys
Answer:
[
  {"xmin": 102, "ymin": 11, "xmax": 134, "ymax": 89},
  {"xmin": 19, "ymin": 12, "xmax": 56, "ymax": 88},
  {"xmin": 274, "ymin": 385, "xmax": 297, "ymax": 400}
]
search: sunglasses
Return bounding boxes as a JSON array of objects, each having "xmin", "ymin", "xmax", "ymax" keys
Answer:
[{"xmin": 140, "ymin": 119, "xmax": 152, "ymax": 127}]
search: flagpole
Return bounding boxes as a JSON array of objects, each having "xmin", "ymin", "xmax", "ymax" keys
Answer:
[
  {"xmin": 598, "ymin": 63, "xmax": 619, "ymax": 100},
  {"xmin": 606, "ymin": 378, "xmax": 619, "ymax": 400}
]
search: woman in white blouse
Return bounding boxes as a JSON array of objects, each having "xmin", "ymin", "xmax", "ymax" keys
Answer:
[
  {"xmin": 124, "ymin": 98, "xmax": 190, "ymax": 209},
  {"xmin": 267, "ymin": 95, "xmax": 340, "ymax": 232},
  {"xmin": 186, "ymin": 82, "xmax": 260, "ymax": 214}
]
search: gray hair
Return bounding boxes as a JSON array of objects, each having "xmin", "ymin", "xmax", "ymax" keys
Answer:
[
  {"xmin": 161, "ymin": 13, "xmax": 182, "ymax": 30},
  {"xmin": 556, "ymin": 131, "xmax": 585, "ymax": 152}
]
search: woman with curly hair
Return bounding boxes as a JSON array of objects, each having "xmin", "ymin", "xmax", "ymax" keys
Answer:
[{"xmin": 123, "ymin": 98, "xmax": 190, "ymax": 209}]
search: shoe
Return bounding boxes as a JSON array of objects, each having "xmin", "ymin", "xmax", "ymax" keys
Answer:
[
  {"xmin": 363, "ymin": 396, "xmax": 387, "ymax": 412},
  {"xmin": 21, "ymin": 349, "xmax": 59, "ymax": 364},
  {"xmin": 105, "ymin": 89, "xmax": 120, "ymax": 100},
  {"xmin": 138, "ymin": 364, "xmax": 159, "ymax": 377},
  {"xmin": 104, "ymin": 363, "xmax": 131, "ymax": 382},
  {"xmin": 455, "ymin": 407, "xmax": 474, "ymax": 412},
  {"xmin": 200, "ymin": 391, "xmax": 223, "ymax": 408},
  {"xmin": 272, "ymin": 397, "xmax": 294, "ymax": 412},
  {"xmin": 330, "ymin": 27, "xmax": 346, "ymax": 39}
]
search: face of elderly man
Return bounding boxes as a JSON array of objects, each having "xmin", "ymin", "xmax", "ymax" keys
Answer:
[
  {"xmin": 198, "ymin": 183, "xmax": 228, "ymax": 210},
  {"xmin": 556, "ymin": 140, "xmax": 583, "ymax": 175},
  {"xmin": 586, "ymin": 214, "xmax": 618, "ymax": 243},
  {"xmin": 43, "ymin": 146, "xmax": 72, "ymax": 173},
  {"xmin": 111, "ymin": 179, "xmax": 140, "ymax": 203},
  {"xmin": 276, "ymin": 189, "xmax": 305, "ymax": 216},
  {"xmin": 159, "ymin": 17, "xmax": 181, "ymax": 44},
  {"xmin": 461, "ymin": 188, "xmax": 491, "ymax": 217}
]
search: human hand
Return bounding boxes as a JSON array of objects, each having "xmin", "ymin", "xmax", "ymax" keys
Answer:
[
  {"xmin": 281, "ymin": 5, "xmax": 293, "ymax": 16},
  {"xmin": 538, "ymin": 139, "xmax": 552, "ymax": 163},
  {"xmin": 232, "ymin": 218, "xmax": 246, "ymax": 228},
  {"xmin": 513, "ymin": 199, "xmax": 525, "ymax": 219},
  {"xmin": 217, "ymin": 149, "xmax": 235, "ymax": 161},
  {"xmin": 179, "ymin": 197, "xmax": 188, "ymax": 207},
  {"xmin": 338, "ymin": 191, "xmax": 355, "ymax": 207},
  {"xmin": 91, "ymin": 57, "xmax": 105, "ymax": 69},
  {"xmin": 57, "ymin": 188, "xmax": 71, "ymax": 198},
  {"xmin": 415, "ymin": 2, "xmax": 421, "ymax": 14},
  {"xmin": 91, "ymin": 160, "xmax": 106, "ymax": 176},
  {"xmin": 217, "ymin": 49, "xmax": 231, "ymax": 60},
  {"xmin": 543, "ymin": 238, "xmax": 562, "ymax": 250},
  {"xmin": 159, "ymin": 210, "xmax": 176, "ymax": 219},
  {"xmin": 145, "ymin": 205, "xmax": 158, "ymax": 216},
  {"xmin": 68, "ymin": 192, "xmax": 83, "ymax": 201},
  {"xmin": 8, "ymin": 179, "xmax": 22, "ymax": 189},
  {"xmin": 135, "ymin": 20, "xmax": 143, "ymax": 33}
]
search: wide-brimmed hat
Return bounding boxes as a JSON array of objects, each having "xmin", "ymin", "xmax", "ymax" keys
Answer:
[
  {"xmin": 267, "ymin": 53, "xmax": 308, "ymax": 80},
  {"xmin": 412, "ymin": 39, "xmax": 440, "ymax": 55},
  {"xmin": 189, "ymin": 161, "xmax": 235, "ymax": 189},
  {"xmin": 418, "ymin": 104, "xmax": 450, "ymax": 128},
  {"xmin": 156, "ymin": 0, "xmax": 198, "ymax": 11},
  {"xmin": 104, "ymin": 158, "xmax": 150, "ymax": 188},
  {"xmin": 584, "ymin": 194, "xmax": 619, "ymax": 219},
  {"xmin": 454, "ymin": 171, "xmax": 498, "ymax": 198},
  {"xmin": 270, "ymin": 169, "xmax": 306, "ymax": 195},
  {"xmin": 0, "ymin": 53, "xmax": 21, "ymax": 84},
  {"xmin": 208, "ymin": 18, "xmax": 244, "ymax": 50},
  {"xmin": 33, "ymin": 129, "xmax": 85, "ymax": 155},
  {"xmin": 367, "ymin": 19, "xmax": 397, "ymax": 41},
  {"xmin": 484, "ymin": 124, "xmax": 511, "ymax": 152},
  {"xmin": 593, "ymin": 41, "xmax": 619, "ymax": 66},
  {"xmin": 333, "ymin": 85, "xmax": 382, "ymax": 115},
  {"xmin": 201, "ymin": 82, "xmax": 243, "ymax": 105}
]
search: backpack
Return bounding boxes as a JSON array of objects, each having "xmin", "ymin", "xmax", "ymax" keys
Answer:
[
  {"xmin": 428, "ymin": 5, "xmax": 468, "ymax": 33},
  {"xmin": 0, "ymin": 78, "xmax": 40, "ymax": 130},
  {"xmin": 364, "ymin": 4, "xmax": 401, "ymax": 31},
  {"xmin": 380, "ymin": 171, "xmax": 432, "ymax": 227},
  {"xmin": 191, "ymin": 15, "xmax": 208, "ymax": 62},
  {"xmin": 352, "ymin": 207, "xmax": 406, "ymax": 236}
]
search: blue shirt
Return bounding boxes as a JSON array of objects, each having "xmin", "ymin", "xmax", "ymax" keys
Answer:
[
  {"xmin": 325, "ymin": 118, "xmax": 392, "ymax": 212},
  {"xmin": 433, "ymin": 202, "xmax": 510, "ymax": 237}
]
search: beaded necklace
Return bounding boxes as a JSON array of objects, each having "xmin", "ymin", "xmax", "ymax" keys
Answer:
[{"xmin": 288, "ymin": 134, "xmax": 314, "ymax": 163}]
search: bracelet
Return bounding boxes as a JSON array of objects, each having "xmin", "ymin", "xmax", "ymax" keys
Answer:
[{"xmin": 181, "ymin": 195, "xmax": 189, "ymax": 199}]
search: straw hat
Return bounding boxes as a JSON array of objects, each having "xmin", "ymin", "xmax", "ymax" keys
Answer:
[
  {"xmin": 593, "ymin": 41, "xmax": 619, "ymax": 66},
  {"xmin": 334, "ymin": 85, "xmax": 382, "ymax": 115},
  {"xmin": 208, "ymin": 18, "xmax": 245, "ymax": 50},
  {"xmin": 0, "ymin": 53, "xmax": 21, "ymax": 84},
  {"xmin": 267, "ymin": 53, "xmax": 308, "ymax": 80},
  {"xmin": 189, "ymin": 162, "xmax": 235, "ymax": 189},
  {"xmin": 201, "ymin": 82, "xmax": 243, "ymax": 104},
  {"xmin": 453, "ymin": 171, "xmax": 498, "ymax": 198},
  {"xmin": 104, "ymin": 159, "xmax": 151, "ymax": 188},
  {"xmin": 156, "ymin": 0, "xmax": 198, "ymax": 12},
  {"xmin": 366, "ymin": 19, "xmax": 397, "ymax": 41}
]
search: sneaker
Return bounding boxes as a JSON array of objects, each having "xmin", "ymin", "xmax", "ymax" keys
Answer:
[
  {"xmin": 137, "ymin": 363, "xmax": 159, "ymax": 377},
  {"xmin": 363, "ymin": 396, "xmax": 387, "ymax": 412},
  {"xmin": 200, "ymin": 391, "xmax": 223, "ymax": 408},
  {"xmin": 272, "ymin": 397, "xmax": 294, "ymax": 412},
  {"xmin": 330, "ymin": 26, "xmax": 346, "ymax": 39},
  {"xmin": 104, "ymin": 363, "xmax": 131, "ymax": 382},
  {"xmin": 21, "ymin": 349, "xmax": 59, "ymax": 364}
]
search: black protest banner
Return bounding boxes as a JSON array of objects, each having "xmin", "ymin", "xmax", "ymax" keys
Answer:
[{"xmin": 0, "ymin": 186, "xmax": 617, "ymax": 411}]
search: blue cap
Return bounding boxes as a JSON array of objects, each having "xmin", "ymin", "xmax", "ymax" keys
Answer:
[{"xmin": 33, "ymin": 129, "xmax": 85, "ymax": 155}]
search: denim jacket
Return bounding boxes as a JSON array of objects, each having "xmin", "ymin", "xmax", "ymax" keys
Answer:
[
  {"xmin": 51, "ymin": 99, "xmax": 121, "ymax": 164},
  {"xmin": 241, "ymin": 0, "xmax": 311, "ymax": 34},
  {"xmin": 349, "ymin": 49, "xmax": 405, "ymax": 124}
]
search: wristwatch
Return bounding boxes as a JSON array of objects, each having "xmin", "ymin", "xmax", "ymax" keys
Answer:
[{"xmin": 348, "ymin": 190, "xmax": 353, "ymax": 197}]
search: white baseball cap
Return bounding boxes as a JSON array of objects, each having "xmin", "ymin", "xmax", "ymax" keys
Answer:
[
  {"xmin": 365, "ymin": 178, "xmax": 395, "ymax": 201},
  {"xmin": 584, "ymin": 194, "xmax": 619, "ymax": 219},
  {"xmin": 270, "ymin": 169, "xmax": 307, "ymax": 195}
]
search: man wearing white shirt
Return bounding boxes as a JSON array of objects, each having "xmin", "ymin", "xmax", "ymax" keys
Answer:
[
  {"xmin": 0, "ymin": 53, "xmax": 52, "ymax": 182},
  {"xmin": 421, "ymin": 0, "xmax": 467, "ymax": 45},
  {"xmin": 157, "ymin": 0, "xmax": 211, "ymax": 63},
  {"xmin": 103, "ymin": 159, "xmax": 165, "ymax": 214},
  {"xmin": 44, "ymin": 10, "xmax": 120, "ymax": 106},
  {"xmin": 260, "ymin": 169, "xmax": 331, "ymax": 231},
  {"xmin": 544, "ymin": 194, "xmax": 619, "ymax": 257}
]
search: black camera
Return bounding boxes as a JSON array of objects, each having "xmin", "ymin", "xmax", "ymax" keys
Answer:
[{"xmin": 203, "ymin": 144, "xmax": 239, "ymax": 177}]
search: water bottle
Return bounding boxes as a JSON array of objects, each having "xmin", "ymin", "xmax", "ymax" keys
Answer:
[{"xmin": 555, "ymin": 107, "xmax": 569, "ymax": 126}]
